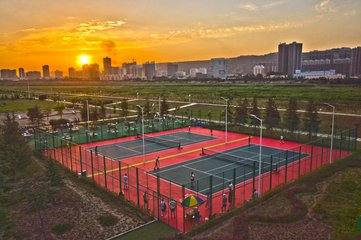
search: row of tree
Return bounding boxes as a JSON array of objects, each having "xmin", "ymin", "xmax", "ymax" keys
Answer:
[{"xmin": 227, "ymin": 97, "xmax": 321, "ymax": 136}]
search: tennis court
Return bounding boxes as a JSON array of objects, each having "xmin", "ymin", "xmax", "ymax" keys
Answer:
[
  {"xmin": 152, "ymin": 144, "xmax": 308, "ymax": 195},
  {"xmin": 90, "ymin": 131, "xmax": 215, "ymax": 160}
]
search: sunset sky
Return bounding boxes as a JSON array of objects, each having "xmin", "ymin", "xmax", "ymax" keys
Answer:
[{"xmin": 0, "ymin": 0, "xmax": 360, "ymax": 72}]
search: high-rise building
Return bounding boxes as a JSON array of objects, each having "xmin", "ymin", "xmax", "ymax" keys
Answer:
[
  {"xmin": 42, "ymin": 65, "xmax": 50, "ymax": 79},
  {"xmin": 18, "ymin": 68, "xmax": 25, "ymax": 79},
  {"xmin": 350, "ymin": 47, "xmax": 361, "ymax": 77},
  {"xmin": 82, "ymin": 64, "xmax": 100, "ymax": 80},
  {"xmin": 166, "ymin": 63, "xmax": 178, "ymax": 77},
  {"xmin": 26, "ymin": 71, "xmax": 41, "ymax": 80},
  {"xmin": 103, "ymin": 57, "xmax": 112, "ymax": 75},
  {"xmin": 68, "ymin": 67, "xmax": 76, "ymax": 78},
  {"xmin": 210, "ymin": 58, "xmax": 227, "ymax": 79},
  {"xmin": 0, "ymin": 69, "xmax": 17, "ymax": 80},
  {"xmin": 253, "ymin": 65, "xmax": 266, "ymax": 76},
  {"xmin": 278, "ymin": 42, "xmax": 302, "ymax": 77},
  {"xmin": 54, "ymin": 70, "xmax": 63, "ymax": 79},
  {"xmin": 143, "ymin": 62, "xmax": 156, "ymax": 80}
]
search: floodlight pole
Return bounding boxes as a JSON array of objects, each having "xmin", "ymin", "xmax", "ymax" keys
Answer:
[
  {"xmin": 86, "ymin": 100, "xmax": 90, "ymax": 129},
  {"xmin": 136, "ymin": 92, "xmax": 139, "ymax": 100},
  {"xmin": 188, "ymin": 94, "xmax": 191, "ymax": 103},
  {"xmin": 221, "ymin": 97, "xmax": 229, "ymax": 143},
  {"xmin": 324, "ymin": 103, "xmax": 335, "ymax": 164},
  {"xmin": 137, "ymin": 105, "xmax": 145, "ymax": 166},
  {"xmin": 249, "ymin": 114, "xmax": 262, "ymax": 196},
  {"xmin": 158, "ymin": 96, "xmax": 161, "ymax": 116}
]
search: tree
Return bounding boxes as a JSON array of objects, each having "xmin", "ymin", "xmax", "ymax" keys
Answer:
[
  {"xmin": 144, "ymin": 98, "xmax": 151, "ymax": 119},
  {"xmin": 264, "ymin": 98, "xmax": 280, "ymax": 129},
  {"xmin": 160, "ymin": 96, "xmax": 169, "ymax": 117},
  {"xmin": 100, "ymin": 102, "xmax": 106, "ymax": 119},
  {"xmin": 234, "ymin": 98, "xmax": 249, "ymax": 126},
  {"xmin": 120, "ymin": 99, "xmax": 128, "ymax": 118},
  {"xmin": 27, "ymin": 106, "xmax": 44, "ymax": 126},
  {"xmin": 47, "ymin": 160, "xmax": 62, "ymax": 186},
  {"xmin": 54, "ymin": 104, "xmax": 65, "ymax": 119},
  {"xmin": 284, "ymin": 98, "xmax": 300, "ymax": 132},
  {"xmin": 0, "ymin": 114, "xmax": 32, "ymax": 177},
  {"xmin": 250, "ymin": 97, "xmax": 261, "ymax": 127},
  {"xmin": 304, "ymin": 100, "xmax": 320, "ymax": 137}
]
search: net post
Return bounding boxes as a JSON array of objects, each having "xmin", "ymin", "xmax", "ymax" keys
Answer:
[
  {"xmin": 79, "ymin": 146, "xmax": 83, "ymax": 174},
  {"xmin": 269, "ymin": 156, "xmax": 273, "ymax": 191},
  {"xmin": 285, "ymin": 150, "xmax": 288, "ymax": 183},
  {"xmin": 103, "ymin": 155, "xmax": 108, "ymax": 190},
  {"xmin": 136, "ymin": 167, "xmax": 140, "ymax": 207},
  {"xmin": 298, "ymin": 146, "xmax": 302, "ymax": 177},
  {"xmin": 90, "ymin": 150, "xmax": 95, "ymax": 182}
]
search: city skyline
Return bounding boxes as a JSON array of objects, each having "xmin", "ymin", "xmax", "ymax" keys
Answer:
[{"xmin": 0, "ymin": 0, "xmax": 360, "ymax": 72}]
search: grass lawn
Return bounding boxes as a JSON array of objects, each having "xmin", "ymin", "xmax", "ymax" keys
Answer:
[
  {"xmin": 116, "ymin": 221, "xmax": 177, "ymax": 240},
  {"xmin": 0, "ymin": 99, "xmax": 58, "ymax": 113}
]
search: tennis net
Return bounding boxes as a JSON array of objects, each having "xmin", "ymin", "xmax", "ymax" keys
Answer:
[
  {"xmin": 202, "ymin": 148, "xmax": 276, "ymax": 171},
  {"xmin": 143, "ymin": 134, "xmax": 181, "ymax": 149}
]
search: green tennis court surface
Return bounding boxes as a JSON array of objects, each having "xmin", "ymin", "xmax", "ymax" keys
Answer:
[
  {"xmin": 152, "ymin": 144, "xmax": 308, "ymax": 195},
  {"xmin": 90, "ymin": 131, "xmax": 215, "ymax": 160}
]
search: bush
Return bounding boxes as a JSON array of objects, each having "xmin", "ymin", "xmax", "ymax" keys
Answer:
[
  {"xmin": 97, "ymin": 214, "xmax": 118, "ymax": 227},
  {"xmin": 51, "ymin": 223, "xmax": 73, "ymax": 235}
]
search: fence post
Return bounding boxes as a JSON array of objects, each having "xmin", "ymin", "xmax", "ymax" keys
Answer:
[
  {"xmin": 285, "ymin": 151, "xmax": 288, "ymax": 183},
  {"xmin": 355, "ymin": 126, "xmax": 359, "ymax": 151},
  {"xmin": 339, "ymin": 131, "xmax": 343, "ymax": 159},
  {"xmin": 320, "ymin": 138, "xmax": 324, "ymax": 166},
  {"xmin": 233, "ymin": 168, "xmax": 236, "ymax": 208},
  {"xmin": 90, "ymin": 150, "xmax": 95, "ymax": 182},
  {"xmin": 157, "ymin": 175, "xmax": 160, "ymax": 219},
  {"xmin": 348, "ymin": 129, "xmax": 352, "ymax": 152},
  {"xmin": 136, "ymin": 168, "xmax": 140, "ymax": 207},
  {"xmin": 103, "ymin": 156, "xmax": 107, "ymax": 190},
  {"xmin": 252, "ymin": 161, "xmax": 256, "ymax": 192},
  {"xmin": 209, "ymin": 175, "xmax": 213, "ymax": 219},
  {"xmin": 69, "ymin": 143, "xmax": 73, "ymax": 171},
  {"xmin": 182, "ymin": 185, "xmax": 185, "ymax": 233},
  {"xmin": 269, "ymin": 156, "xmax": 273, "ymax": 191},
  {"xmin": 79, "ymin": 146, "xmax": 83, "ymax": 174},
  {"xmin": 60, "ymin": 139, "xmax": 64, "ymax": 165},
  {"xmin": 118, "ymin": 161, "xmax": 122, "ymax": 195},
  {"xmin": 310, "ymin": 145, "xmax": 314, "ymax": 172},
  {"xmin": 298, "ymin": 146, "xmax": 302, "ymax": 177}
]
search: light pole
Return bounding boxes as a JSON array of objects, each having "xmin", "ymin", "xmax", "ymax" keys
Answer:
[
  {"xmin": 249, "ymin": 114, "xmax": 263, "ymax": 196},
  {"xmin": 158, "ymin": 96, "xmax": 161, "ymax": 116},
  {"xmin": 324, "ymin": 103, "xmax": 335, "ymax": 164},
  {"xmin": 221, "ymin": 97, "xmax": 229, "ymax": 143},
  {"xmin": 188, "ymin": 94, "xmax": 191, "ymax": 103},
  {"xmin": 137, "ymin": 105, "xmax": 145, "ymax": 166},
  {"xmin": 86, "ymin": 100, "xmax": 90, "ymax": 129},
  {"xmin": 136, "ymin": 92, "xmax": 139, "ymax": 100}
]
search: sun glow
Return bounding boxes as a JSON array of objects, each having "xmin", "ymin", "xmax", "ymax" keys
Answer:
[{"xmin": 77, "ymin": 54, "xmax": 91, "ymax": 66}]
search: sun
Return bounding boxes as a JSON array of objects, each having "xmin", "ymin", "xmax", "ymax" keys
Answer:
[{"xmin": 77, "ymin": 54, "xmax": 91, "ymax": 66}]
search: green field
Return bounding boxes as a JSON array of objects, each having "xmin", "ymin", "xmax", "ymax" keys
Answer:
[
  {"xmin": 115, "ymin": 222, "xmax": 176, "ymax": 240},
  {"xmin": 0, "ymin": 99, "xmax": 58, "ymax": 113}
]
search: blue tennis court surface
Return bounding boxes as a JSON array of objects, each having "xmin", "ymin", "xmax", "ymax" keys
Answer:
[
  {"xmin": 152, "ymin": 144, "xmax": 308, "ymax": 195},
  {"xmin": 90, "ymin": 131, "xmax": 215, "ymax": 160}
]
